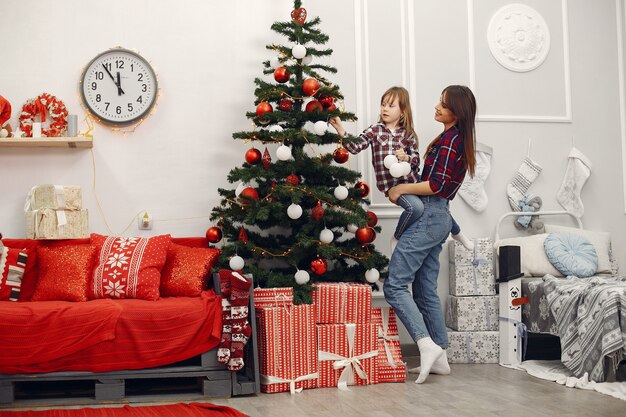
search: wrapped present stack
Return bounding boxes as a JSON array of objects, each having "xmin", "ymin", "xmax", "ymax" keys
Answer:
[
  {"xmin": 24, "ymin": 185, "xmax": 88, "ymax": 240},
  {"xmin": 445, "ymin": 239, "xmax": 499, "ymax": 363}
]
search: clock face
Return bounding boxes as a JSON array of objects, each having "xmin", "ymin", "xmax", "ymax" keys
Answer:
[{"xmin": 80, "ymin": 48, "xmax": 158, "ymax": 126}]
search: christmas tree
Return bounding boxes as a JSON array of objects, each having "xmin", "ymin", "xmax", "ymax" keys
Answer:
[{"xmin": 208, "ymin": 0, "xmax": 388, "ymax": 304}]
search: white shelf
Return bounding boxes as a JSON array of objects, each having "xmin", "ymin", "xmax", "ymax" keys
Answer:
[{"xmin": 0, "ymin": 137, "xmax": 93, "ymax": 149}]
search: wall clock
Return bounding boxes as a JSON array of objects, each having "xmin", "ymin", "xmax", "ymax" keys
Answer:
[{"xmin": 80, "ymin": 47, "xmax": 158, "ymax": 126}]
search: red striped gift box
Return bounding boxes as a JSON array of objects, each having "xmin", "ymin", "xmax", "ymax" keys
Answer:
[
  {"xmin": 317, "ymin": 323, "xmax": 378, "ymax": 389},
  {"xmin": 312, "ymin": 282, "xmax": 372, "ymax": 324},
  {"xmin": 371, "ymin": 307, "xmax": 406, "ymax": 382},
  {"xmin": 253, "ymin": 287, "xmax": 293, "ymax": 309},
  {"xmin": 256, "ymin": 304, "xmax": 318, "ymax": 393}
]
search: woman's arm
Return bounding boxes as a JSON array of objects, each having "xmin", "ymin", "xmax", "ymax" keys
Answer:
[{"xmin": 388, "ymin": 181, "xmax": 434, "ymax": 203}]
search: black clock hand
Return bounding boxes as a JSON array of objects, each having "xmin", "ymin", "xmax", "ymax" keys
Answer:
[
  {"xmin": 102, "ymin": 64, "xmax": 117, "ymax": 84},
  {"xmin": 116, "ymin": 72, "xmax": 125, "ymax": 96}
]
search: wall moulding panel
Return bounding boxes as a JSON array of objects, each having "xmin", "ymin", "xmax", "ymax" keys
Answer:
[{"xmin": 618, "ymin": 0, "xmax": 626, "ymax": 212}]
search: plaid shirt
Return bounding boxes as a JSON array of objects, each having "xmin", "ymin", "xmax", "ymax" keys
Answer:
[
  {"xmin": 344, "ymin": 123, "xmax": 420, "ymax": 194},
  {"xmin": 421, "ymin": 125, "xmax": 466, "ymax": 200}
]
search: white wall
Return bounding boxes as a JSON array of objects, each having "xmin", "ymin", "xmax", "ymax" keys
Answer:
[{"xmin": 1, "ymin": 0, "xmax": 626, "ymax": 340}]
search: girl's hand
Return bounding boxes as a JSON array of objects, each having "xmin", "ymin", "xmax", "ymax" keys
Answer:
[
  {"xmin": 395, "ymin": 148, "xmax": 408, "ymax": 162},
  {"xmin": 329, "ymin": 116, "xmax": 345, "ymax": 136}
]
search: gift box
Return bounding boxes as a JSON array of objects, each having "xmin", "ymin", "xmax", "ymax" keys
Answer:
[
  {"xmin": 317, "ymin": 323, "xmax": 378, "ymax": 389},
  {"xmin": 256, "ymin": 304, "xmax": 318, "ymax": 394},
  {"xmin": 25, "ymin": 184, "xmax": 83, "ymax": 211},
  {"xmin": 26, "ymin": 208, "xmax": 89, "ymax": 240},
  {"xmin": 371, "ymin": 307, "xmax": 406, "ymax": 382},
  {"xmin": 445, "ymin": 294, "xmax": 498, "ymax": 331},
  {"xmin": 448, "ymin": 238, "xmax": 495, "ymax": 296},
  {"xmin": 312, "ymin": 282, "xmax": 372, "ymax": 324},
  {"xmin": 447, "ymin": 330, "xmax": 499, "ymax": 363},
  {"xmin": 253, "ymin": 287, "xmax": 293, "ymax": 310}
]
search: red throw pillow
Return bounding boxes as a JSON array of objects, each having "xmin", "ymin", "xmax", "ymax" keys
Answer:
[
  {"xmin": 0, "ymin": 246, "xmax": 28, "ymax": 301},
  {"xmin": 31, "ymin": 245, "xmax": 97, "ymax": 302},
  {"xmin": 90, "ymin": 233, "xmax": 171, "ymax": 301},
  {"xmin": 160, "ymin": 243, "xmax": 220, "ymax": 297}
]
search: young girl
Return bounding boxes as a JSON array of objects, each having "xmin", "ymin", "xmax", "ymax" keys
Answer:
[
  {"xmin": 329, "ymin": 86, "xmax": 471, "ymax": 251},
  {"xmin": 384, "ymin": 85, "xmax": 477, "ymax": 384}
]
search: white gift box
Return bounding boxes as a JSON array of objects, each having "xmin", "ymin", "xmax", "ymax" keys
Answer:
[
  {"xmin": 447, "ymin": 330, "xmax": 499, "ymax": 363},
  {"xmin": 448, "ymin": 239, "xmax": 495, "ymax": 296},
  {"xmin": 25, "ymin": 185, "xmax": 83, "ymax": 211},
  {"xmin": 26, "ymin": 208, "xmax": 89, "ymax": 240},
  {"xmin": 445, "ymin": 294, "xmax": 498, "ymax": 331}
]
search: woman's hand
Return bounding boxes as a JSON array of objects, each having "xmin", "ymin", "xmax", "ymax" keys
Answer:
[{"xmin": 387, "ymin": 184, "xmax": 407, "ymax": 204}]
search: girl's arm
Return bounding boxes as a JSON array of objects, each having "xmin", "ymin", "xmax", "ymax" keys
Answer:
[
  {"xmin": 329, "ymin": 116, "xmax": 372, "ymax": 154},
  {"xmin": 387, "ymin": 181, "xmax": 434, "ymax": 203}
]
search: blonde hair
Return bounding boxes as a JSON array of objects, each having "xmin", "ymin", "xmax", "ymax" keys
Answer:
[{"xmin": 380, "ymin": 86, "xmax": 418, "ymax": 148}]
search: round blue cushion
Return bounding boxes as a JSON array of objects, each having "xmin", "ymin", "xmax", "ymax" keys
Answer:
[{"xmin": 544, "ymin": 232, "xmax": 598, "ymax": 278}]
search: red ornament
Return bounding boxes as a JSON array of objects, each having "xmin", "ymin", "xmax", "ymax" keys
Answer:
[
  {"xmin": 279, "ymin": 98, "xmax": 294, "ymax": 111},
  {"xmin": 302, "ymin": 78, "xmax": 320, "ymax": 96},
  {"xmin": 333, "ymin": 147, "xmax": 349, "ymax": 164},
  {"xmin": 366, "ymin": 211, "xmax": 378, "ymax": 227},
  {"xmin": 256, "ymin": 102, "xmax": 273, "ymax": 118},
  {"xmin": 286, "ymin": 173, "xmax": 300, "ymax": 185},
  {"xmin": 273, "ymin": 67, "xmax": 291, "ymax": 83},
  {"xmin": 291, "ymin": 7, "xmax": 307, "ymax": 25},
  {"xmin": 240, "ymin": 187, "xmax": 259, "ymax": 204},
  {"xmin": 245, "ymin": 147, "xmax": 262, "ymax": 165},
  {"xmin": 310, "ymin": 257, "xmax": 327, "ymax": 275},
  {"xmin": 311, "ymin": 201, "xmax": 325, "ymax": 221},
  {"xmin": 319, "ymin": 95, "xmax": 335, "ymax": 109},
  {"xmin": 305, "ymin": 100, "xmax": 323, "ymax": 113},
  {"xmin": 355, "ymin": 227, "xmax": 376, "ymax": 244},
  {"xmin": 326, "ymin": 103, "xmax": 337, "ymax": 111},
  {"xmin": 238, "ymin": 226, "xmax": 249, "ymax": 244},
  {"xmin": 205, "ymin": 226, "xmax": 223, "ymax": 243},
  {"xmin": 355, "ymin": 181, "xmax": 370, "ymax": 198},
  {"xmin": 262, "ymin": 147, "xmax": 271, "ymax": 170}
]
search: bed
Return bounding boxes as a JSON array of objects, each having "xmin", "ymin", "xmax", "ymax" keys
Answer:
[{"xmin": 494, "ymin": 211, "xmax": 626, "ymax": 382}]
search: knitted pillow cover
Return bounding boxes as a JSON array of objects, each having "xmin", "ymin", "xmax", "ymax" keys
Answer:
[{"xmin": 90, "ymin": 233, "xmax": 171, "ymax": 301}]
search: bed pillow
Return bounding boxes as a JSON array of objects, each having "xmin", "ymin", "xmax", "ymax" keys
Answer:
[
  {"xmin": 160, "ymin": 243, "xmax": 220, "ymax": 297},
  {"xmin": 543, "ymin": 225, "xmax": 611, "ymax": 274},
  {"xmin": 32, "ymin": 245, "xmax": 97, "ymax": 302},
  {"xmin": 544, "ymin": 233, "xmax": 597, "ymax": 278},
  {"xmin": 495, "ymin": 234, "xmax": 563, "ymax": 277},
  {"xmin": 90, "ymin": 233, "xmax": 171, "ymax": 301},
  {"xmin": 0, "ymin": 246, "xmax": 28, "ymax": 301}
]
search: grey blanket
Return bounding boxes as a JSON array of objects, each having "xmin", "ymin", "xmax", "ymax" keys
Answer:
[{"xmin": 543, "ymin": 275, "xmax": 626, "ymax": 382}]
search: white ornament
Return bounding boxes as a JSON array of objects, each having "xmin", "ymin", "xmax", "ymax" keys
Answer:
[
  {"xmin": 269, "ymin": 56, "xmax": 281, "ymax": 69},
  {"xmin": 0, "ymin": 129, "xmax": 7, "ymax": 138},
  {"xmin": 292, "ymin": 44, "xmax": 307, "ymax": 59},
  {"xmin": 235, "ymin": 182, "xmax": 247, "ymax": 197},
  {"xmin": 295, "ymin": 269, "xmax": 310, "ymax": 285},
  {"xmin": 11, "ymin": 129, "xmax": 23, "ymax": 138},
  {"xmin": 365, "ymin": 268, "xmax": 380, "ymax": 283},
  {"xmin": 319, "ymin": 228, "xmax": 334, "ymax": 244},
  {"xmin": 268, "ymin": 124, "xmax": 284, "ymax": 132},
  {"xmin": 383, "ymin": 154, "xmax": 398, "ymax": 169},
  {"xmin": 313, "ymin": 120, "xmax": 327, "ymax": 136},
  {"xmin": 389, "ymin": 162, "xmax": 405, "ymax": 178},
  {"xmin": 276, "ymin": 144, "xmax": 292, "ymax": 161},
  {"xmin": 399, "ymin": 161, "xmax": 412, "ymax": 176},
  {"xmin": 229, "ymin": 255, "xmax": 245, "ymax": 271},
  {"xmin": 334, "ymin": 185, "xmax": 349, "ymax": 200},
  {"xmin": 347, "ymin": 223, "xmax": 358, "ymax": 233},
  {"xmin": 301, "ymin": 55, "xmax": 312, "ymax": 65},
  {"xmin": 287, "ymin": 203, "xmax": 303, "ymax": 219}
]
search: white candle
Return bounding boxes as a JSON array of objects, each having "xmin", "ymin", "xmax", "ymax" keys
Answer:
[
  {"xmin": 67, "ymin": 115, "xmax": 78, "ymax": 137},
  {"xmin": 32, "ymin": 122, "xmax": 42, "ymax": 138}
]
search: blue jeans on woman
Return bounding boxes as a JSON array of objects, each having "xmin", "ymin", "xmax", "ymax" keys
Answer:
[
  {"xmin": 394, "ymin": 194, "xmax": 460, "ymax": 240},
  {"xmin": 384, "ymin": 195, "xmax": 452, "ymax": 348}
]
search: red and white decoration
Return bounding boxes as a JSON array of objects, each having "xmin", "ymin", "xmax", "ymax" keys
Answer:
[
  {"xmin": 312, "ymin": 282, "xmax": 372, "ymax": 324},
  {"xmin": 0, "ymin": 245, "xmax": 27, "ymax": 301},
  {"xmin": 253, "ymin": 287, "xmax": 294, "ymax": 310},
  {"xmin": 19, "ymin": 93, "xmax": 69, "ymax": 137},
  {"xmin": 371, "ymin": 307, "xmax": 406, "ymax": 382}
]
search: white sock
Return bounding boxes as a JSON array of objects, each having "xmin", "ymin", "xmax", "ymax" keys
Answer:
[
  {"xmin": 390, "ymin": 237, "xmax": 398, "ymax": 254},
  {"xmin": 458, "ymin": 143, "xmax": 492, "ymax": 212},
  {"xmin": 415, "ymin": 337, "xmax": 444, "ymax": 384},
  {"xmin": 452, "ymin": 233, "xmax": 474, "ymax": 251},
  {"xmin": 556, "ymin": 148, "xmax": 592, "ymax": 218},
  {"xmin": 506, "ymin": 157, "xmax": 542, "ymax": 211},
  {"xmin": 408, "ymin": 351, "xmax": 450, "ymax": 375}
]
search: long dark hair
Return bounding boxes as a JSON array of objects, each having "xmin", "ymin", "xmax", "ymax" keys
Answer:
[{"xmin": 427, "ymin": 85, "xmax": 476, "ymax": 177}]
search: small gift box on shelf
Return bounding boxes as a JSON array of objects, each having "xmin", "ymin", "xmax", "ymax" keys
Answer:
[
  {"xmin": 312, "ymin": 282, "xmax": 372, "ymax": 324},
  {"xmin": 448, "ymin": 238, "xmax": 495, "ymax": 296},
  {"xmin": 317, "ymin": 322, "xmax": 378, "ymax": 389},
  {"xmin": 25, "ymin": 208, "xmax": 89, "ymax": 240},
  {"xmin": 26, "ymin": 184, "xmax": 83, "ymax": 211},
  {"xmin": 256, "ymin": 304, "xmax": 318, "ymax": 394},
  {"xmin": 371, "ymin": 307, "xmax": 406, "ymax": 383},
  {"xmin": 253, "ymin": 287, "xmax": 293, "ymax": 310},
  {"xmin": 446, "ymin": 330, "xmax": 500, "ymax": 363},
  {"xmin": 445, "ymin": 294, "xmax": 498, "ymax": 331}
]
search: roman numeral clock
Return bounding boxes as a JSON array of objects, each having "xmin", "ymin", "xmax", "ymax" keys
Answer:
[{"xmin": 80, "ymin": 48, "xmax": 158, "ymax": 126}]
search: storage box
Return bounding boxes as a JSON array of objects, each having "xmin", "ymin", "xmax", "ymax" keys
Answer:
[
  {"xmin": 256, "ymin": 304, "xmax": 318, "ymax": 394},
  {"xmin": 312, "ymin": 282, "xmax": 372, "ymax": 324},
  {"xmin": 371, "ymin": 307, "xmax": 406, "ymax": 382},
  {"xmin": 448, "ymin": 239, "xmax": 495, "ymax": 296},
  {"xmin": 253, "ymin": 287, "xmax": 293, "ymax": 310},
  {"xmin": 445, "ymin": 294, "xmax": 498, "ymax": 331},
  {"xmin": 447, "ymin": 330, "xmax": 499, "ymax": 363},
  {"xmin": 317, "ymin": 323, "xmax": 378, "ymax": 389},
  {"xmin": 26, "ymin": 208, "xmax": 89, "ymax": 240},
  {"xmin": 26, "ymin": 185, "xmax": 82, "ymax": 211}
]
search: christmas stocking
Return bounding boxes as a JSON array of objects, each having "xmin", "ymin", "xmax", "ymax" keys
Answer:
[
  {"xmin": 217, "ymin": 270, "xmax": 233, "ymax": 365},
  {"xmin": 507, "ymin": 157, "xmax": 542, "ymax": 211},
  {"xmin": 458, "ymin": 142, "xmax": 492, "ymax": 212},
  {"xmin": 556, "ymin": 148, "xmax": 592, "ymax": 217},
  {"xmin": 228, "ymin": 271, "xmax": 252, "ymax": 372}
]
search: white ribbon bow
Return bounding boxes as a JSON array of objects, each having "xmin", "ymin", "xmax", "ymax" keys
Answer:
[
  {"xmin": 25, "ymin": 185, "xmax": 68, "ymax": 227},
  {"xmin": 377, "ymin": 308, "xmax": 400, "ymax": 366},
  {"xmin": 260, "ymin": 372, "xmax": 319, "ymax": 395}
]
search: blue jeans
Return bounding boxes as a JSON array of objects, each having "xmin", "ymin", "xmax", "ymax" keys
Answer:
[
  {"xmin": 395, "ymin": 194, "xmax": 460, "ymax": 239},
  {"xmin": 384, "ymin": 195, "xmax": 452, "ymax": 348}
]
